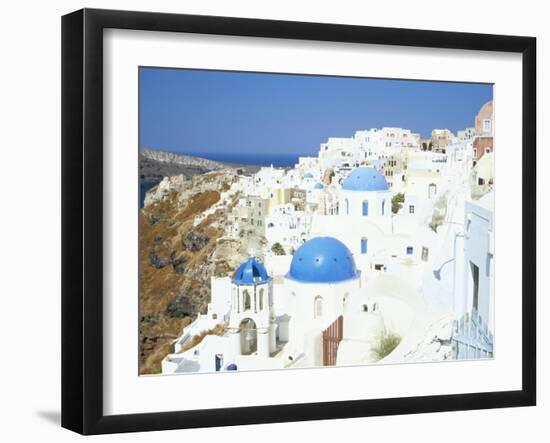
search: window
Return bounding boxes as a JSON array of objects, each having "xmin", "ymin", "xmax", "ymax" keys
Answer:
[
  {"xmin": 421, "ymin": 247, "xmax": 429, "ymax": 262},
  {"xmin": 314, "ymin": 296, "xmax": 323, "ymax": 318},
  {"xmin": 382, "ymin": 199, "xmax": 386, "ymax": 216},
  {"xmin": 428, "ymin": 183, "xmax": 437, "ymax": 199},
  {"xmin": 259, "ymin": 288, "xmax": 264, "ymax": 311},
  {"xmin": 344, "ymin": 198, "xmax": 349, "ymax": 215},
  {"xmin": 243, "ymin": 290, "xmax": 251, "ymax": 311},
  {"xmin": 478, "ymin": 177, "xmax": 485, "ymax": 186},
  {"xmin": 470, "ymin": 262, "xmax": 480, "ymax": 312},
  {"xmin": 409, "ymin": 205, "xmax": 415, "ymax": 214},
  {"xmin": 406, "ymin": 246, "xmax": 414, "ymax": 255},
  {"xmin": 362, "ymin": 200, "xmax": 369, "ymax": 216},
  {"xmin": 483, "ymin": 119, "xmax": 491, "ymax": 133},
  {"xmin": 361, "ymin": 237, "xmax": 368, "ymax": 254}
]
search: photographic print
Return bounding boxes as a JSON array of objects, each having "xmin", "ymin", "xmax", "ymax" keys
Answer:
[{"xmin": 138, "ymin": 67, "xmax": 494, "ymax": 376}]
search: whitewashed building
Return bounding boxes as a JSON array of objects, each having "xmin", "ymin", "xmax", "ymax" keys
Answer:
[
  {"xmin": 265, "ymin": 203, "xmax": 312, "ymax": 252},
  {"xmin": 161, "ymin": 119, "xmax": 494, "ymax": 374}
]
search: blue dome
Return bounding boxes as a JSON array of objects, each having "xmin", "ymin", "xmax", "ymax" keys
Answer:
[
  {"xmin": 226, "ymin": 363, "xmax": 238, "ymax": 371},
  {"xmin": 232, "ymin": 258, "xmax": 271, "ymax": 285},
  {"xmin": 342, "ymin": 167, "xmax": 388, "ymax": 191},
  {"xmin": 287, "ymin": 237, "xmax": 359, "ymax": 283},
  {"xmin": 303, "ymin": 172, "xmax": 314, "ymax": 179},
  {"xmin": 314, "ymin": 182, "xmax": 324, "ymax": 189}
]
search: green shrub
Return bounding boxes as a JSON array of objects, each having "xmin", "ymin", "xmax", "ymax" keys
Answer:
[
  {"xmin": 372, "ymin": 331, "xmax": 401, "ymax": 360},
  {"xmin": 271, "ymin": 242, "xmax": 286, "ymax": 256},
  {"xmin": 391, "ymin": 193, "xmax": 405, "ymax": 214}
]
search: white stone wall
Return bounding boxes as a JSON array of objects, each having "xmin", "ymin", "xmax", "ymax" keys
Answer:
[
  {"xmin": 265, "ymin": 204, "xmax": 311, "ymax": 251},
  {"xmin": 284, "ymin": 277, "xmax": 361, "ymax": 358},
  {"xmin": 462, "ymin": 195, "xmax": 494, "ymax": 333},
  {"xmin": 339, "ymin": 189, "xmax": 392, "ymax": 218},
  {"xmin": 209, "ymin": 276, "xmax": 232, "ymax": 320}
]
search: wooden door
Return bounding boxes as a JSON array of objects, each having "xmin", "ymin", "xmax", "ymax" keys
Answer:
[{"xmin": 322, "ymin": 315, "xmax": 343, "ymax": 366}]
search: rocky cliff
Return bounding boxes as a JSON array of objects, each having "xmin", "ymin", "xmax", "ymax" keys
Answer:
[
  {"xmin": 140, "ymin": 148, "xmax": 259, "ymax": 184},
  {"xmin": 141, "ymin": 148, "xmax": 226, "ymax": 169},
  {"xmin": 139, "ymin": 171, "xmax": 248, "ymax": 374}
]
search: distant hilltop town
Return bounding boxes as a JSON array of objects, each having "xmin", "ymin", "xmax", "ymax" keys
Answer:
[
  {"xmin": 140, "ymin": 100, "xmax": 495, "ymax": 375},
  {"xmin": 139, "ymin": 148, "xmax": 260, "ymax": 188}
]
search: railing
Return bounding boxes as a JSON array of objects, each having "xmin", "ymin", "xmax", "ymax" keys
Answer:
[{"xmin": 452, "ymin": 310, "xmax": 493, "ymax": 359}]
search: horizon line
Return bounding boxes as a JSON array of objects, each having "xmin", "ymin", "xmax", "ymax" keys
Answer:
[{"xmin": 141, "ymin": 147, "xmax": 315, "ymax": 157}]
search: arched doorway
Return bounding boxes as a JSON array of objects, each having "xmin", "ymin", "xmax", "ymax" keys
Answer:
[{"xmin": 240, "ymin": 318, "xmax": 257, "ymax": 355}]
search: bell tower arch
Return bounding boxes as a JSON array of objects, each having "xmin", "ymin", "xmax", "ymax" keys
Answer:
[{"xmin": 228, "ymin": 258, "xmax": 275, "ymax": 358}]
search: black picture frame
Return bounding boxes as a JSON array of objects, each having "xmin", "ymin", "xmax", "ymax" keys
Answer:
[{"xmin": 61, "ymin": 8, "xmax": 537, "ymax": 435}]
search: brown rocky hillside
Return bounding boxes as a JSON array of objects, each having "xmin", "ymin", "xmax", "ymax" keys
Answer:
[{"xmin": 139, "ymin": 171, "xmax": 248, "ymax": 374}]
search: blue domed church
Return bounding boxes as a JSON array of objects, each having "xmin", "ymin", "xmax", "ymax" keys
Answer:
[
  {"xmin": 221, "ymin": 237, "xmax": 363, "ymax": 368},
  {"xmin": 339, "ymin": 167, "xmax": 392, "ymax": 218},
  {"xmin": 310, "ymin": 167, "xmax": 394, "ymax": 271},
  {"xmin": 283, "ymin": 236, "xmax": 362, "ymax": 367}
]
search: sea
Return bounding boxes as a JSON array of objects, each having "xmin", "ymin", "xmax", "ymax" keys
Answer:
[
  {"xmin": 140, "ymin": 181, "xmax": 158, "ymax": 208},
  {"xmin": 186, "ymin": 152, "xmax": 304, "ymax": 168}
]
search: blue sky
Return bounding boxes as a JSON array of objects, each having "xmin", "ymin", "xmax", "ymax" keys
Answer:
[{"xmin": 139, "ymin": 67, "xmax": 492, "ymax": 157}]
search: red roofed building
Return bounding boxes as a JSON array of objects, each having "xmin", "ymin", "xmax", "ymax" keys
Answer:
[{"xmin": 473, "ymin": 100, "xmax": 494, "ymax": 163}]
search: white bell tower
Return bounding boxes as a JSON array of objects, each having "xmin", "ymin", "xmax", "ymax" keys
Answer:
[{"xmin": 228, "ymin": 258, "xmax": 276, "ymax": 358}]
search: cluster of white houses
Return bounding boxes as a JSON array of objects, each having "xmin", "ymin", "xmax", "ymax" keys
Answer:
[{"xmin": 161, "ymin": 101, "xmax": 495, "ymax": 374}]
